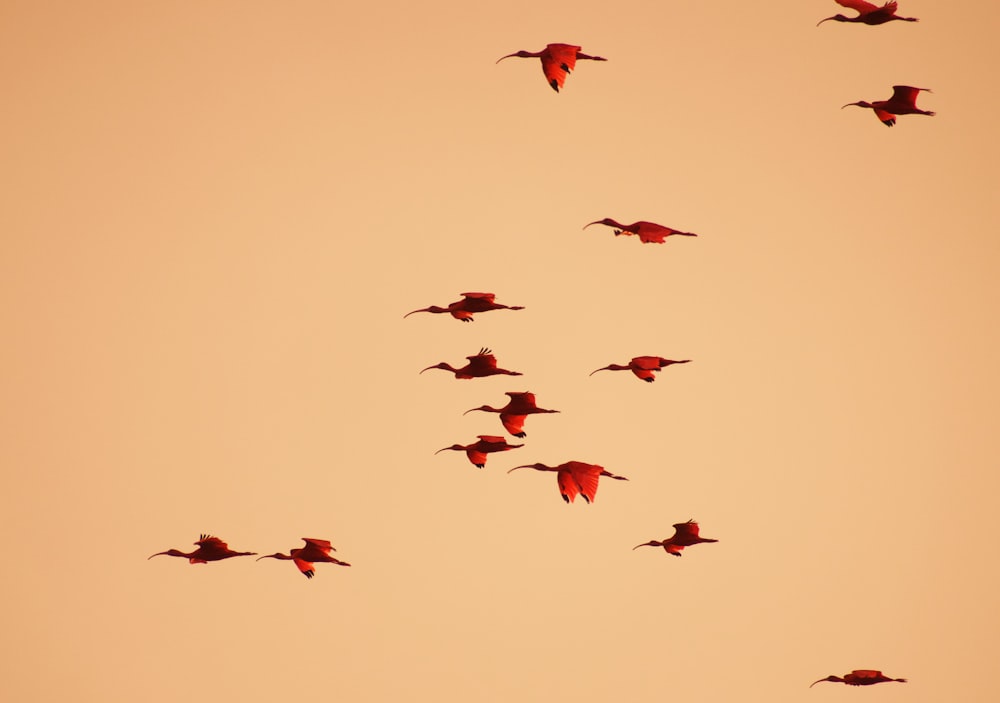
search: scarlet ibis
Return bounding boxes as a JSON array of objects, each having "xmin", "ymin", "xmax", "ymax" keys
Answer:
[
  {"xmin": 590, "ymin": 356, "xmax": 690, "ymax": 383},
  {"xmin": 508, "ymin": 461, "xmax": 628, "ymax": 503},
  {"xmin": 810, "ymin": 670, "xmax": 907, "ymax": 687},
  {"xmin": 633, "ymin": 520, "xmax": 718, "ymax": 557},
  {"xmin": 584, "ymin": 219, "xmax": 698, "ymax": 244},
  {"xmin": 148, "ymin": 534, "xmax": 257, "ymax": 564},
  {"xmin": 436, "ymin": 435, "xmax": 523, "ymax": 468},
  {"xmin": 817, "ymin": 0, "xmax": 917, "ymax": 26},
  {"xmin": 421, "ymin": 348, "xmax": 523, "ymax": 379},
  {"xmin": 463, "ymin": 391, "xmax": 559, "ymax": 438},
  {"xmin": 257, "ymin": 538, "xmax": 350, "ymax": 579},
  {"xmin": 404, "ymin": 292, "xmax": 524, "ymax": 322},
  {"xmin": 496, "ymin": 43, "xmax": 607, "ymax": 92},
  {"xmin": 842, "ymin": 85, "xmax": 934, "ymax": 127}
]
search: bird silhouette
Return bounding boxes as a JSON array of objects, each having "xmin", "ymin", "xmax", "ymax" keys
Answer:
[
  {"xmin": 421, "ymin": 348, "xmax": 523, "ymax": 379},
  {"xmin": 496, "ymin": 43, "xmax": 607, "ymax": 92},
  {"xmin": 436, "ymin": 435, "xmax": 524, "ymax": 468},
  {"xmin": 842, "ymin": 85, "xmax": 934, "ymax": 127},
  {"xmin": 810, "ymin": 670, "xmax": 907, "ymax": 687},
  {"xmin": 508, "ymin": 461, "xmax": 628, "ymax": 503},
  {"xmin": 148, "ymin": 534, "xmax": 257, "ymax": 564},
  {"xmin": 584, "ymin": 218, "xmax": 698, "ymax": 244},
  {"xmin": 633, "ymin": 520, "xmax": 718, "ymax": 557},
  {"xmin": 818, "ymin": 0, "xmax": 917, "ymax": 26},
  {"xmin": 404, "ymin": 292, "xmax": 524, "ymax": 322},
  {"xmin": 257, "ymin": 538, "xmax": 350, "ymax": 579},
  {"xmin": 590, "ymin": 356, "xmax": 690, "ymax": 383},
  {"xmin": 463, "ymin": 391, "xmax": 559, "ymax": 437}
]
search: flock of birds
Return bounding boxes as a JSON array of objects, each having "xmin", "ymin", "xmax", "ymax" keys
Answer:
[{"xmin": 149, "ymin": 0, "xmax": 928, "ymax": 689}]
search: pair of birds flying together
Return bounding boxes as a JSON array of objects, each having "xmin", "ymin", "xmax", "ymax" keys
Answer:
[{"xmin": 149, "ymin": 535, "xmax": 350, "ymax": 579}]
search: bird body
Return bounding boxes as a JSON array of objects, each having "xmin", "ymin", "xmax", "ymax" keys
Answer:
[
  {"xmin": 842, "ymin": 85, "xmax": 934, "ymax": 127},
  {"xmin": 436, "ymin": 435, "xmax": 523, "ymax": 468},
  {"xmin": 590, "ymin": 356, "xmax": 691, "ymax": 383},
  {"xmin": 257, "ymin": 538, "xmax": 350, "ymax": 579},
  {"xmin": 421, "ymin": 348, "xmax": 523, "ymax": 379},
  {"xmin": 508, "ymin": 460, "xmax": 628, "ymax": 503},
  {"xmin": 496, "ymin": 43, "xmax": 607, "ymax": 92},
  {"xmin": 818, "ymin": 0, "xmax": 917, "ymax": 25},
  {"xmin": 633, "ymin": 520, "xmax": 718, "ymax": 557},
  {"xmin": 463, "ymin": 391, "xmax": 559, "ymax": 437},
  {"xmin": 148, "ymin": 534, "xmax": 257, "ymax": 564},
  {"xmin": 404, "ymin": 292, "xmax": 524, "ymax": 322},
  {"xmin": 810, "ymin": 670, "xmax": 907, "ymax": 687},
  {"xmin": 584, "ymin": 218, "xmax": 698, "ymax": 244}
]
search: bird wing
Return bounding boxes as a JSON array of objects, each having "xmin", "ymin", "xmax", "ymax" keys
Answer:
[
  {"xmin": 873, "ymin": 108, "xmax": 896, "ymax": 126},
  {"xmin": 506, "ymin": 391, "xmax": 536, "ymax": 409},
  {"xmin": 835, "ymin": 0, "xmax": 880, "ymax": 13},
  {"xmin": 476, "ymin": 435, "xmax": 507, "ymax": 445},
  {"xmin": 557, "ymin": 469, "xmax": 579, "ymax": 503},
  {"xmin": 850, "ymin": 670, "xmax": 883, "ymax": 681},
  {"xmin": 631, "ymin": 356, "xmax": 665, "ymax": 370},
  {"xmin": 540, "ymin": 45, "xmax": 580, "ymax": 92},
  {"xmin": 293, "ymin": 557, "xmax": 316, "ymax": 578},
  {"xmin": 673, "ymin": 520, "xmax": 701, "ymax": 539},
  {"xmin": 890, "ymin": 85, "xmax": 922, "ymax": 107},
  {"xmin": 302, "ymin": 538, "xmax": 334, "ymax": 555},
  {"xmin": 636, "ymin": 222, "xmax": 671, "ymax": 243},
  {"xmin": 196, "ymin": 535, "xmax": 227, "ymax": 550},
  {"xmin": 460, "ymin": 292, "xmax": 495, "ymax": 302},
  {"xmin": 467, "ymin": 352, "xmax": 499, "ymax": 373},
  {"xmin": 499, "ymin": 413, "xmax": 527, "ymax": 436},
  {"xmin": 466, "ymin": 448, "xmax": 488, "ymax": 467},
  {"xmin": 569, "ymin": 463, "xmax": 602, "ymax": 503}
]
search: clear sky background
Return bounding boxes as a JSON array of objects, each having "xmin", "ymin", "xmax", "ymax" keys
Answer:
[{"xmin": 2, "ymin": 1, "xmax": 999, "ymax": 701}]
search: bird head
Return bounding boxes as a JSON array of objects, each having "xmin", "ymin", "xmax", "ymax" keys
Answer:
[
  {"xmin": 632, "ymin": 541, "xmax": 662, "ymax": 551},
  {"xmin": 841, "ymin": 100, "xmax": 873, "ymax": 110},
  {"xmin": 463, "ymin": 405, "xmax": 495, "ymax": 415},
  {"xmin": 809, "ymin": 676, "xmax": 844, "ymax": 688},
  {"xmin": 147, "ymin": 549, "xmax": 186, "ymax": 560},
  {"xmin": 507, "ymin": 462, "xmax": 553, "ymax": 474},
  {"xmin": 404, "ymin": 306, "xmax": 446, "ymax": 318},
  {"xmin": 420, "ymin": 362, "xmax": 452, "ymax": 374},
  {"xmin": 816, "ymin": 14, "xmax": 849, "ymax": 26},
  {"xmin": 496, "ymin": 50, "xmax": 537, "ymax": 63},
  {"xmin": 435, "ymin": 445, "xmax": 465, "ymax": 455},
  {"xmin": 256, "ymin": 552, "xmax": 290, "ymax": 562},
  {"xmin": 583, "ymin": 218, "xmax": 621, "ymax": 230}
]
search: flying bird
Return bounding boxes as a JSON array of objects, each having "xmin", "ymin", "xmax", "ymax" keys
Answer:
[
  {"xmin": 421, "ymin": 348, "xmax": 523, "ymax": 379},
  {"xmin": 810, "ymin": 670, "xmax": 908, "ymax": 687},
  {"xmin": 496, "ymin": 43, "xmax": 607, "ymax": 92},
  {"xmin": 463, "ymin": 391, "xmax": 559, "ymax": 437},
  {"xmin": 148, "ymin": 534, "xmax": 257, "ymax": 564},
  {"xmin": 508, "ymin": 461, "xmax": 628, "ymax": 503},
  {"xmin": 257, "ymin": 538, "xmax": 350, "ymax": 579},
  {"xmin": 404, "ymin": 292, "xmax": 524, "ymax": 322},
  {"xmin": 436, "ymin": 435, "xmax": 524, "ymax": 468},
  {"xmin": 842, "ymin": 85, "xmax": 934, "ymax": 127},
  {"xmin": 590, "ymin": 356, "xmax": 691, "ymax": 383},
  {"xmin": 633, "ymin": 520, "xmax": 718, "ymax": 557},
  {"xmin": 817, "ymin": 0, "xmax": 917, "ymax": 26},
  {"xmin": 584, "ymin": 219, "xmax": 698, "ymax": 244}
]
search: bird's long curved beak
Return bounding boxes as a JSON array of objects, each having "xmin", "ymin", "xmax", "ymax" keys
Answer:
[
  {"xmin": 841, "ymin": 102, "xmax": 863, "ymax": 109},
  {"xmin": 632, "ymin": 542, "xmax": 655, "ymax": 550},
  {"xmin": 589, "ymin": 366, "xmax": 609, "ymax": 376},
  {"xmin": 582, "ymin": 221, "xmax": 602, "ymax": 230},
  {"xmin": 403, "ymin": 308, "xmax": 429, "ymax": 318},
  {"xmin": 816, "ymin": 16, "xmax": 835, "ymax": 26},
  {"xmin": 256, "ymin": 554, "xmax": 278, "ymax": 561},
  {"xmin": 147, "ymin": 552, "xmax": 167, "ymax": 560},
  {"xmin": 808, "ymin": 680, "xmax": 826, "ymax": 688},
  {"xmin": 507, "ymin": 465, "xmax": 531, "ymax": 473},
  {"xmin": 495, "ymin": 53, "xmax": 517, "ymax": 64},
  {"xmin": 462, "ymin": 408, "xmax": 478, "ymax": 415},
  {"xmin": 419, "ymin": 365, "xmax": 436, "ymax": 374},
  {"xmin": 434, "ymin": 447, "xmax": 451, "ymax": 455}
]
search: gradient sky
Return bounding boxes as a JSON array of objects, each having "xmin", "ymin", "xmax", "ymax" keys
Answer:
[{"xmin": 3, "ymin": 2, "xmax": 999, "ymax": 701}]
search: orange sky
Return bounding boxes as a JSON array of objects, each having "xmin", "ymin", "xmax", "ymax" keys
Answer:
[{"xmin": 2, "ymin": 2, "xmax": 999, "ymax": 701}]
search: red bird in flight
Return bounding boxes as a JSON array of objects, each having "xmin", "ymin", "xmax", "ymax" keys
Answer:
[
  {"xmin": 421, "ymin": 348, "xmax": 523, "ymax": 379},
  {"xmin": 148, "ymin": 534, "xmax": 257, "ymax": 564},
  {"xmin": 817, "ymin": 0, "xmax": 917, "ymax": 26},
  {"xmin": 404, "ymin": 292, "xmax": 524, "ymax": 322},
  {"xmin": 463, "ymin": 391, "xmax": 560, "ymax": 437},
  {"xmin": 584, "ymin": 219, "xmax": 698, "ymax": 244},
  {"xmin": 842, "ymin": 85, "xmax": 934, "ymax": 127},
  {"xmin": 436, "ymin": 435, "xmax": 523, "ymax": 468},
  {"xmin": 633, "ymin": 520, "xmax": 718, "ymax": 557},
  {"xmin": 810, "ymin": 670, "xmax": 907, "ymax": 687},
  {"xmin": 257, "ymin": 538, "xmax": 350, "ymax": 579},
  {"xmin": 590, "ymin": 356, "xmax": 690, "ymax": 383},
  {"xmin": 508, "ymin": 461, "xmax": 628, "ymax": 503},
  {"xmin": 496, "ymin": 43, "xmax": 607, "ymax": 92}
]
